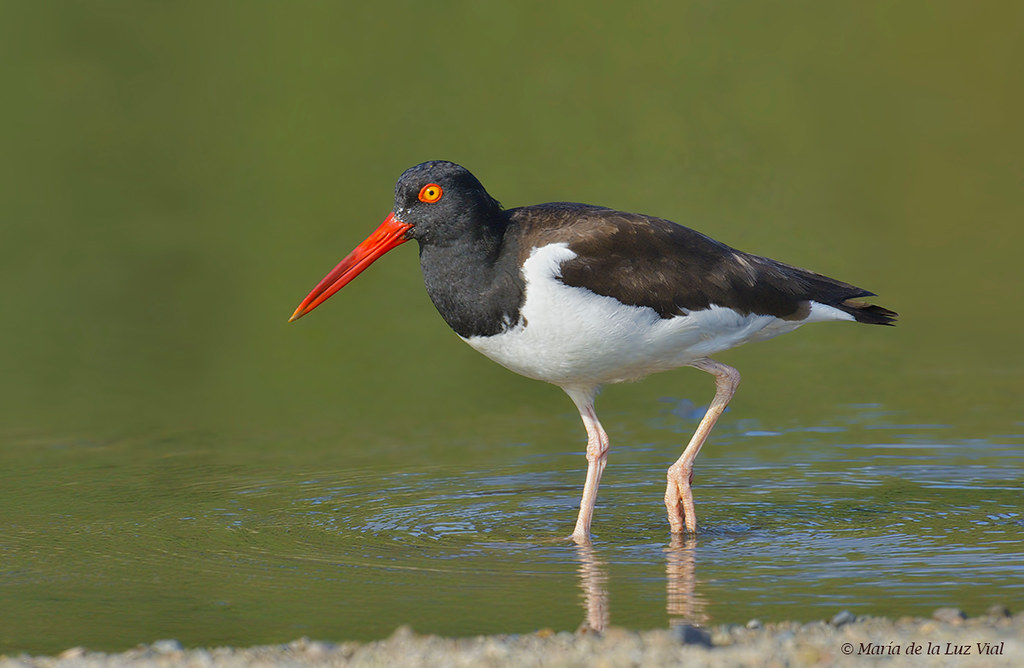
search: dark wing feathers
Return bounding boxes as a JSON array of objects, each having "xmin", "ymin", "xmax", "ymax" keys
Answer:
[{"xmin": 508, "ymin": 203, "xmax": 896, "ymax": 325}]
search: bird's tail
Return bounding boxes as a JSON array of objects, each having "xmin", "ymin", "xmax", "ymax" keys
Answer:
[{"xmin": 834, "ymin": 299, "xmax": 898, "ymax": 325}]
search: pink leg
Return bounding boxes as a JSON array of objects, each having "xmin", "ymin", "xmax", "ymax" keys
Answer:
[
  {"xmin": 665, "ymin": 358, "xmax": 740, "ymax": 534},
  {"xmin": 565, "ymin": 388, "xmax": 609, "ymax": 544}
]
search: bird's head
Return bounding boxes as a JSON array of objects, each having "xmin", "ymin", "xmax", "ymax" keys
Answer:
[
  {"xmin": 289, "ymin": 160, "xmax": 500, "ymax": 322},
  {"xmin": 393, "ymin": 160, "xmax": 502, "ymax": 244}
]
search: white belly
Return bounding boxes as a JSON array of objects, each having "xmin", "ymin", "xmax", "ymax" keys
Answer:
[{"xmin": 462, "ymin": 243, "xmax": 852, "ymax": 389}]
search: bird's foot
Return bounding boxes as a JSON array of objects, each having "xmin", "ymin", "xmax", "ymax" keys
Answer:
[{"xmin": 665, "ymin": 463, "xmax": 698, "ymax": 534}]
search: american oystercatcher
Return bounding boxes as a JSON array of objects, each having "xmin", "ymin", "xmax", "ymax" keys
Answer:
[{"xmin": 290, "ymin": 160, "xmax": 896, "ymax": 543}]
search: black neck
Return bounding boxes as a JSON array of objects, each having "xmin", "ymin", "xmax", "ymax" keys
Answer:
[{"xmin": 415, "ymin": 211, "xmax": 525, "ymax": 338}]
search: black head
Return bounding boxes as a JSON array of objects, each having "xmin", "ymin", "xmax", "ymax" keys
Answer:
[
  {"xmin": 393, "ymin": 161, "xmax": 503, "ymax": 244},
  {"xmin": 289, "ymin": 161, "xmax": 504, "ymax": 322}
]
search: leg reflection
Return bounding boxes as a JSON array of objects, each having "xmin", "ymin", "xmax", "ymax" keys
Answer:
[
  {"xmin": 574, "ymin": 542, "xmax": 609, "ymax": 632},
  {"xmin": 665, "ymin": 534, "xmax": 709, "ymax": 627},
  {"xmin": 573, "ymin": 536, "xmax": 709, "ymax": 633}
]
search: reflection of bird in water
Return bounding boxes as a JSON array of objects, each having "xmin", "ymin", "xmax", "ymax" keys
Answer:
[{"xmin": 291, "ymin": 161, "xmax": 896, "ymax": 541}]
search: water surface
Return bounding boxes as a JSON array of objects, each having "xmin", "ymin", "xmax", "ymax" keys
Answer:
[{"xmin": 3, "ymin": 397, "xmax": 1021, "ymax": 654}]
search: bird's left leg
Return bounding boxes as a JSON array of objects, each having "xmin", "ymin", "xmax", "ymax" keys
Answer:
[
  {"xmin": 565, "ymin": 387, "xmax": 609, "ymax": 544},
  {"xmin": 664, "ymin": 358, "xmax": 740, "ymax": 534}
]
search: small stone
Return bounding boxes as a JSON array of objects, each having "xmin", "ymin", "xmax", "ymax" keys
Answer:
[
  {"xmin": 830, "ymin": 610, "xmax": 856, "ymax": 627},
  {"xmin": 303, "ymin": 640, "xmax": 335, "ymax": 658},
  {"xmin": 152, "ymin": 639, "xmax": 183, "ymax": 653},
  {"xmin": 58, "ymin": 647, "xmax": 86, "ymax": 660},
  {"xmin": 673, "ymin": 624, "xmax": 712, "ymax": 647},
  {"xmin": 535, "ymin": 628, "xmax": 555, "ymax": 638},
  {"xmin": 933, "ymin": 607, "xmax": 966, "ymax": 624},
  {"xmin": 746, "ymin": 619, "xmax": 763, "ymax": 630},
  {"xmin": 710, "ymin": 628, "xmax": 735, "ymax": 647},
  {"xmin": 986, "ymin": 604, "xmax": 1011, "ymax": 618},
  {"xmin": 389, "ymin": 625, "xmax": 415, "ymax": 641}
]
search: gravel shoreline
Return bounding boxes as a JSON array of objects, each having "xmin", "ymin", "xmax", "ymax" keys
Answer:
[{"xmin": 3, "ymin": 608, "xmax": 1020, "ymax": 667}]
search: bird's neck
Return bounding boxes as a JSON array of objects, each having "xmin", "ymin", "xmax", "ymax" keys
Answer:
[{"xmin": 416, "ymin": 213, "xmax": 525, "ymax": 339}]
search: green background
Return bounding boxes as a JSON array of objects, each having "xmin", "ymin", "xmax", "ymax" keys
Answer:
[{"xmin": 1, "ymin": 0, "xmax": 1021, "ymax": 655}]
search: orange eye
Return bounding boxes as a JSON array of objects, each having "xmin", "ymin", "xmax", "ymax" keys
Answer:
[{"xmin": 418, "ymin": 183, "xmax": 443, "ymax": 203}]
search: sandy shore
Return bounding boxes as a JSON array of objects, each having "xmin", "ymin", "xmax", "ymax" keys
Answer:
[{"xmin": 3, "ymin": 608, "xmax": 1020, "ymax": 667}]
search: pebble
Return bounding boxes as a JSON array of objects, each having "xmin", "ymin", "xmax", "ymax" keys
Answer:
[
  {"xmin": 56, "ymin": 647, "xmax": 85, "ymax": 660},
  {"xmin": 933, "ymin": 606, "xmax": 967, "ymax": 624},
  {"xmin": 987, "ymin": 604, "xmax": 1012, "ymax": 618},
  {"xmin": 830, "ymin": 610, "xmax": 856, "ymax": 627},
  {"xmin": 672, "ymin": 624, "xmax": 712, "ymax": 648},
  {"xmin": 151, "ymin": 639, "xmax": 183, "ymax": 654}
]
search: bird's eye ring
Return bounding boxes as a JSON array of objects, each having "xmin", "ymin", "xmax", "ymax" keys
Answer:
[{"xmin": 418, "ymin": 183, "xmax": 443, "ymax": 203}]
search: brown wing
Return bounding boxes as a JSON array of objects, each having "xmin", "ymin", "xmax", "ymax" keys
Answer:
[{"xmin": 508, "ymin": 203, "xmax": 896, "ymax": 324}]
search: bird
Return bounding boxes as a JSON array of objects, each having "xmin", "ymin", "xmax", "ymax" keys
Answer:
[{"xmin": 290, "ymin": 160, "xmax": 896, "ymax": 543}]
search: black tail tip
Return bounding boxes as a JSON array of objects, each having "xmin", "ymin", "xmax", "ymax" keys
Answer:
[{"xmin": 841, "ymin": 300, "xmax": 898, "ymax": 325}]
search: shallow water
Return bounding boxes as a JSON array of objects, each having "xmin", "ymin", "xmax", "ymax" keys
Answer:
[{"xmin": 3, "ymin": 396, "xmax": 1021, "ymax": 654}]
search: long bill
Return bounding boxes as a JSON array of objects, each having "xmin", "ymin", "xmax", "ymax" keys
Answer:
[{"xmin": 289, "ymin": 212, "xmax": 413, "ymax": 322}]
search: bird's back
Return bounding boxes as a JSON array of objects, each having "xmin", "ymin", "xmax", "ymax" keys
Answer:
[{"xmin": 507, "ymin": 203, "xmax": 896, "ymax": 325}]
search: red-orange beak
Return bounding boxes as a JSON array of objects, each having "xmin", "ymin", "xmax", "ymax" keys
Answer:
[{"xmin": 289, "ymin": 212, "xmax": 414, "ymax": 322}]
